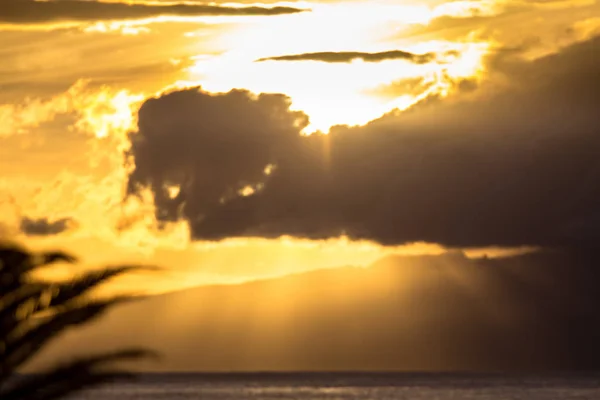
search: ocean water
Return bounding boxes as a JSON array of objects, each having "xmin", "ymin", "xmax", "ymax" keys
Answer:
[{"xmin": 68, "ymin": 373, "xmax": 600, "ymax": 399}]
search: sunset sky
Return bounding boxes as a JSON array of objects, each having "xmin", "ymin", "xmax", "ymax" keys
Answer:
[{"xmin": 2, "ymin": 0, "xmax": 600, "ymax": 371}]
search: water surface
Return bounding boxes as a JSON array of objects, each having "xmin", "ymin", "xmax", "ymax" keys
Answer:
[{"xmin": 70, "ymin": 372, "xmax": 600, "ymax": 399}]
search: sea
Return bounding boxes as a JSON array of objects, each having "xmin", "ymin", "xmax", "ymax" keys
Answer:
[{"xmin": 68, "ymin": 373, "xmax": 600, "ymax": 399}]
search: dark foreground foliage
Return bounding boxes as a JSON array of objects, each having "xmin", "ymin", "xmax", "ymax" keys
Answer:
[{"xmin": 0, "ymin": 242, "xmax": 157, "ymax": 399}]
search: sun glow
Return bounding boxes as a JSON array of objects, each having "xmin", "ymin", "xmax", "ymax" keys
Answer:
[{"xmin": 184, "ymin": 3, "xmax": 490, "ymax": 132}]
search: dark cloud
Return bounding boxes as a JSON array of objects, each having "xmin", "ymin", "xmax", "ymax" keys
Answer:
[
  {"xmin": 20, "ymin": 217, "xmax": 73, "ymax": 236},
  {"xmin": 256, "ymin": 50, "xmax": 441, "ymax": 64},
  {"xmin": 128, "ymin": 36, "xmax": 600, "ymax": 249},
  {"xmin": 1, "ymin": 0, "xmax": 306, "ymax": 24},
  {"xmin": 127, "ymin": 88, "xmax": 309, "ymax": 224}
]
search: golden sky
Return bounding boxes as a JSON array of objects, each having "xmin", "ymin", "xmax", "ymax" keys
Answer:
[{"xmin": 1, "ymin": 0, "xmax": 599, "ymax": 294}]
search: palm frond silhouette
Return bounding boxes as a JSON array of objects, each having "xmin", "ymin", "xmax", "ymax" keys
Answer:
[{"xmin": 0, "ymin": 242, "xmax": 158, "ymax": 400}]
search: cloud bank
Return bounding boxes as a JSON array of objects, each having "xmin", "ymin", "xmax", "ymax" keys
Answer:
[
  {"xmin": 256, "ymin": 50, "xmax": 441, "ymax": 64},
  {"xmin": 127, "ymin": 36, "xmax": 600, "ymax": 249},
  {"xmin": 1, "ymin": 0, "xmax": 306, "ymax": 24}
]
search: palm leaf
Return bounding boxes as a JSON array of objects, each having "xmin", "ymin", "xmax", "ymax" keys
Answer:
[
  {"xmin": 48, "ymin": 265, "xmax": 159, "ymax": 308},
  {"xmin": 1, "ymin": 265, "xmax": 158, "ymax": 332},
  {"xmin": 2, "ymin": 297, "xmax": 134, "ymax": 379},
  {"xmin": 2, "ymin": 349, "xmax": 157, "ymax": 400},
  {"xmin": 0, "ymin": 283, "xmax": 48, "ymax": 326},
  {"xmin": 0, "ymin": 245, "xmax": 77, "ymax": 294},
  {"xmin": 37, "ymin": 252, "xmax": 78, "ymax": 268},
  {"xmin": 0, "ymin": 242, "xmax": 159, "ymax": 399}
]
